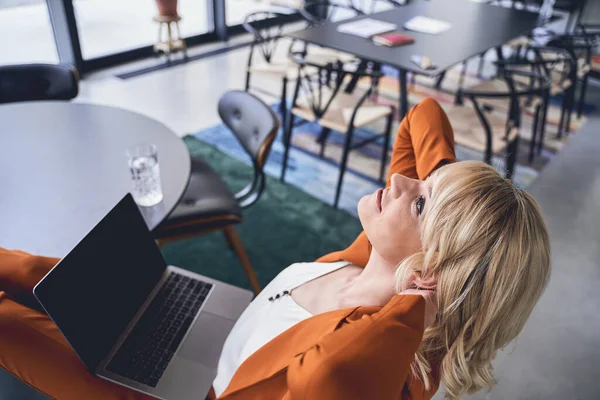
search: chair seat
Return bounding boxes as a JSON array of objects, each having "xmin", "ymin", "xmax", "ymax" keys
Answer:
[
  {"xmin": 155, "ymin": 157, "xmax": 242, "ymax": 238},
  {"xmin": 303, "ymin": 47, "xmax": 357, "ymax": 66},
  {"xmin": 291, "ymin": 89, "xmax": 392, "ymax": 132},
  {"xmin": 506, "ymin": 36, "xmax": 531, "ymax": 50},
  {"xmin": 549, "ymin": 55, "xmax": 591, "ymax": 79},
  {"xmin": 249, "ymin": 52, "xmax": 348, "ymax": 80},
  {"xmin": 445, "ymin": 105, "xmax": 517, "ymax": 154},
  {"xmin": 248, "ymin": 61, "xmax": 301, "ymax": 79},
  {"xmin": 464, "ymin": 79, "xmax": 545, "ymax": 112}
]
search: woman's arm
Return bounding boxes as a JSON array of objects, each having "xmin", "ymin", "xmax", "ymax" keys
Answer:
[{"xmin": 286, "ymin": 295, "xmax": 426, "ymax": 400}]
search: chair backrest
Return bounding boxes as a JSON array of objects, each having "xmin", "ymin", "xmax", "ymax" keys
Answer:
[
  {"xmin": 243, "ymin": 12, "xmax": 290, "ymax": 65},
  {"xmin": 0, "ymin": 63, "xmax": 79, "ymax": 105},
  {"xmin": 345, "ymin": 0, "xmax": 406, "ymax": 14},
  {"xmin": 460, "ymin": 68, "xmax": 550, "ymax": 139},
  {"xmin": 529, "ymin": 46, "xmax": 577, "ymax": 83},
  {"xmin": 300, "ymin": 1, "xmax": 363, "ymax": 26},
  {"xmin": 288, "ymin": 52, "xmax": 383, "ymax": 126},
  {"xmin": 218, "ymin": 90, "xmax": 280, "ymax": 208}
]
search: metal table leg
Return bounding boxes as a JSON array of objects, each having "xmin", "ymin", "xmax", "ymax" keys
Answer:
[{"xmin": 398, "ymin": 69, "xmax": 409, "ymax": 120}]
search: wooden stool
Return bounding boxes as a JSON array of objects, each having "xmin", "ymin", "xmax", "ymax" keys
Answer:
[{"xmin": 153, "ymin": 15, "xmax": 188, "ymax": 59}]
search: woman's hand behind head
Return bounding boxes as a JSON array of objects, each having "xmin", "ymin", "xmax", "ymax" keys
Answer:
[{"xmin": 398, "ymin": 289, "xmax": 438, "ymax": 329}]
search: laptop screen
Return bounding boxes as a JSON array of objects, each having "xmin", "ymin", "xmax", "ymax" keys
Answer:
[{"xmin": 34, "ymin": 194, "xmax": 167, "ymax": 371}]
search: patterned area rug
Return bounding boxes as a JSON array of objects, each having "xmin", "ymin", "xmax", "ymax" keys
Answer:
[{"xmin": 193, "ymin": 66, "xmax": 593, "ymax": 217}]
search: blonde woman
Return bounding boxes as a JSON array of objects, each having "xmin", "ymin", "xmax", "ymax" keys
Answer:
[{"xmin": 0, "ymin": 98, "xmax": 550, "ymax": 399}]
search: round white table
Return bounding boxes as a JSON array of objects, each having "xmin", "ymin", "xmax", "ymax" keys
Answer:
[{"xmin": 0, "ymin": 102, "xmax": 191, "ymax": 257}]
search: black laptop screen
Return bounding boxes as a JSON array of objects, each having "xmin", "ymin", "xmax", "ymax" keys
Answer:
[{"xmin": 34, "ymin": 194, "xmax": 167, "ymax": 371}]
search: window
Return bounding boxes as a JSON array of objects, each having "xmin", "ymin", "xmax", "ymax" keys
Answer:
[
  {"xmin": 74, "ymin": 0, "xmax": 213, "ymax": 60},
  {"xmin": 0, "ymin": 0, "xmax": 58, "ymax": 64}
]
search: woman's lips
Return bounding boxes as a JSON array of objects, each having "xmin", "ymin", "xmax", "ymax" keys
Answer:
[{"xmin": 376, "ymin": 188, "xmax": 383, "ymax": 212}]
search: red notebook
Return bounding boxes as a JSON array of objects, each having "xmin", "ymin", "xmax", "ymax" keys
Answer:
[{"xmin": 372, "ymin": 32, "xmax": 414, "ymax": 47}]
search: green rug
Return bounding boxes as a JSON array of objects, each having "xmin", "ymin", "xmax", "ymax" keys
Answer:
[{"xmin": 160, "ymin": 136, "xmax": 363, "ymax": 290}]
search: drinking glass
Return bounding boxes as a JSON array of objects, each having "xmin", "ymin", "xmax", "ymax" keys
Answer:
[{"xmin": 127, "ymin": 143, "xmax": 163, "ymax": 207}]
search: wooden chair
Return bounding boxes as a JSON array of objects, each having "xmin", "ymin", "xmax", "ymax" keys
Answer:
[
  {"xmin": 460, "ymin": 46, "xmax": 574, "ymax": 162},
  {"xmin": 0, "ymin": 63, "xmax": 78, "ymax": 104},
  {"xmin": 243, "ymin": 7, "xmax": 359, "ymax": 142},
  {"xmin": 448, "ymin": 68, "xmax": 550, "ymax": 179},
  {"xmin": 281, "ymin": 53, "xmax": 395, "ymax": 208},
  {"xmin": 154, "ymin": 91, "xmax": 280, "ymax": 295},
  {"xmin": 556, "ymin": 26, "xmax": 599, "ymax": 119},
  {"xmin": 297, "ymin": 1, "xmax": 362, "ymax": 65},
  {"xmin": 343, "ymin": 0, "xmax": 407, "ymax": 15},
  {"xmin": 243, "ymin": 11, "xmax": 298, "ymax": 137}
]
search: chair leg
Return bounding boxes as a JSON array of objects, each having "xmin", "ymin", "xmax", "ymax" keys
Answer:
[
  {"xmin": 505, "ymin": 134, "xmax": 519, "ymax": 181},
  {"xmin": 454, "ymin": 61, "xmax": 468, "ymax": 104},
  {"xmin": 222, "ymin": 230, "xmax": 234, "ymax": 249},
  {"xmin": 379, "ymin": 113, "xmax": 393, "ymax": 183},
  {"xmin": 565, "ymin": 85, "xmax": 575, "ymax": 134},
  {"xmin": 557, "ymin": 94, "xmax": 567, "ymax": 139},
  {"xmin": 577, "ymin": 75, "xmax": 589, "ymax": 119},
  {"xmin": 280, "ymin": 77, "xmax": 288, "ymax": 144},
  {"xmin": 223, "ymin": 226, "xmax": 261, "ymax": 295},
  {"xmin": 334, "ymin": 127, "xmax": 355, "ymax": 209},
  {"xmin": 537, "ymin": 94, "xmax": 549, "ymax": 155},
  {"xmin": 317, "ymin": 127, "xmax": 331, "ymax": 158},
  {"xmin": 477, "ymin": 51, "xmax": 485, "ymax": 78},
  {"xmin": 245, "ymin": 70, "xmax": 251, "ymax": 92},
  {"xmin": 281, "ymin": 113, "xmax": 295, "ymax": 182},
  {"xmin": 529, "ymin": 105, "xmax": 540, "ymax": 164},
  {"xmin": 434, "ymin": 71, "xmax": 446, "ymax": 89}
]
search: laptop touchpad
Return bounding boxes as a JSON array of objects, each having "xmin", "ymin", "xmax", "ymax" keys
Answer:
[{"xmin": 178, "ymin": 312, "xmax": 234, "ymax": 367}]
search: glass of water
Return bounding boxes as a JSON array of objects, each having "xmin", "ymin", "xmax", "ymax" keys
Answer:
[{"xmin": 127, "ymin": 143, "xmax": 163, "ymax": 207}]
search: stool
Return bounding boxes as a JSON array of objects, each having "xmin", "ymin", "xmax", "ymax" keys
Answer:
[{"xmin": 153, "ymin": 15, "xmax": 188, "ymax": 59}]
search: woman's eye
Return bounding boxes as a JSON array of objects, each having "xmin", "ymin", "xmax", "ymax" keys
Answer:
[{"xmin": 416, "ymin": 195, "xmax": 425, "ymax": 216}]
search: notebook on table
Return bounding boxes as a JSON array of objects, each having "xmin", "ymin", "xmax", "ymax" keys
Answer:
[
  {"xmin": 372, "ymin": 32, "xmax": 414, "ymax": 47},
  {"xmin": 403, "ymin": 16, "xmax": 452, "ymax": 35},
  {"xmin": 337, "ymin": 18, "xmax": 398, "ymax": 38}
]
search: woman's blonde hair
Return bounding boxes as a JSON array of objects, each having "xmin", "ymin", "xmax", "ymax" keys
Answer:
[{"xmin": 395, "ymin": 161, "xmax": 551, "ymax": 399}]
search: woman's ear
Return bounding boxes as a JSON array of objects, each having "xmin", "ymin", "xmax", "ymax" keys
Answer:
[{"xmin": 414, "ymin": 273, "xmax": 437, "ymax": 290}]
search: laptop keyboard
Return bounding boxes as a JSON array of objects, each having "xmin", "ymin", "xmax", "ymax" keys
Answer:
[{"xmin": 106, "ymin": 273, "xmax": 213, "ymax": 387}]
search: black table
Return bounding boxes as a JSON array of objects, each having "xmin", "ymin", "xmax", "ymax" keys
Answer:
[
  {"xmin": 287, "ymin": 0, "xmax": 545, "ymax": 119},
  {"xmin": 0, "ymin": 102, "xmax": 191, "ymax": 257}
]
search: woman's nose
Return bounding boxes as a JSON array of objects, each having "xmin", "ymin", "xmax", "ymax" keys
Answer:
[{"xmin": 390, "ymin": 173, "xmax": 417, "ymax": 196}]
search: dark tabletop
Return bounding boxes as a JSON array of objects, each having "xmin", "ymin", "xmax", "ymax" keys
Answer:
[
  {"xmin": 287, "ymin": 0, "xmax": 545, "ymax": 76},
  {"xmin": 0, "ymin": 102, "xmax": 191, "ymax": 257}
]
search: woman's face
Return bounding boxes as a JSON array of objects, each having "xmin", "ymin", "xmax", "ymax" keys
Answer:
[{"xmin": 358, "ymin": 173, "xmax": 433, "ymax": 264}]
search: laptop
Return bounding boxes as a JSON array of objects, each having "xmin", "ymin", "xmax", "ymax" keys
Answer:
[{"xmin": 33, "ymin": 194, "xmax": 253, "ymax": 400}]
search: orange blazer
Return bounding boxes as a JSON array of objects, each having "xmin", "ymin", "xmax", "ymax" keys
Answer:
[{"xmin": 212, "ymin": 295, "xmax": 439, "ymax": 400}]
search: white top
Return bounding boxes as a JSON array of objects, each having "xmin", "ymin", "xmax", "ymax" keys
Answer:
[{"xmin": 212, "ymin": 261, "xmax": 351, "ymax": 397}]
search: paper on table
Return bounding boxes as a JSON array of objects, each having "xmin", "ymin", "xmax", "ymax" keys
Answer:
[
  {"xmin": 337, "ymin": 18, "xmax": 398, "ymax": 38},
  {"xmin": 403, "ymin": 16, "xmax": 452, "ymax": 35}
]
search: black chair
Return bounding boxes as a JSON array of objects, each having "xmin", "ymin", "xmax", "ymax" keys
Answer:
[
  {"xmin": 0, "ymin": 63, "xmax": 79, "ymax": 104},
  {"xmin": 281, "ymin": 53, "xmax": 395, "ymax": 208},
  {"xmin": 449, "ymin": 68, "xmax": 550, "ymax": 179},
  {"xmin": 340, "ymin": 0, "xmax": 406, "ymax": 15},
  {"xmin": 154, "ymin": 91, "xmax": 280, "ymax": 295},
  {"xmin": 299, "ymin": 0, "xmax": 364, "ymax": 26},
  {"xmin": 243, "ymin": 11, "xmax": 295, "ymax": 133},
  {"xmin": 529, "ymin": 29, "xmax": 597, "ymax": 131},
  {"xmin": 297, "ymin": 1, "xmax": 363, "ymax": 67},
  {"xmin": 550, "ymin": 27, "xmax": 599, "ymax": 120},
  {"xmin": 459, "ymin": 44, "xmax": 574, "ymax": 162},
  {"xmin": 528, "ymin": 46, "xmax": 578, "ymax": 141}
]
